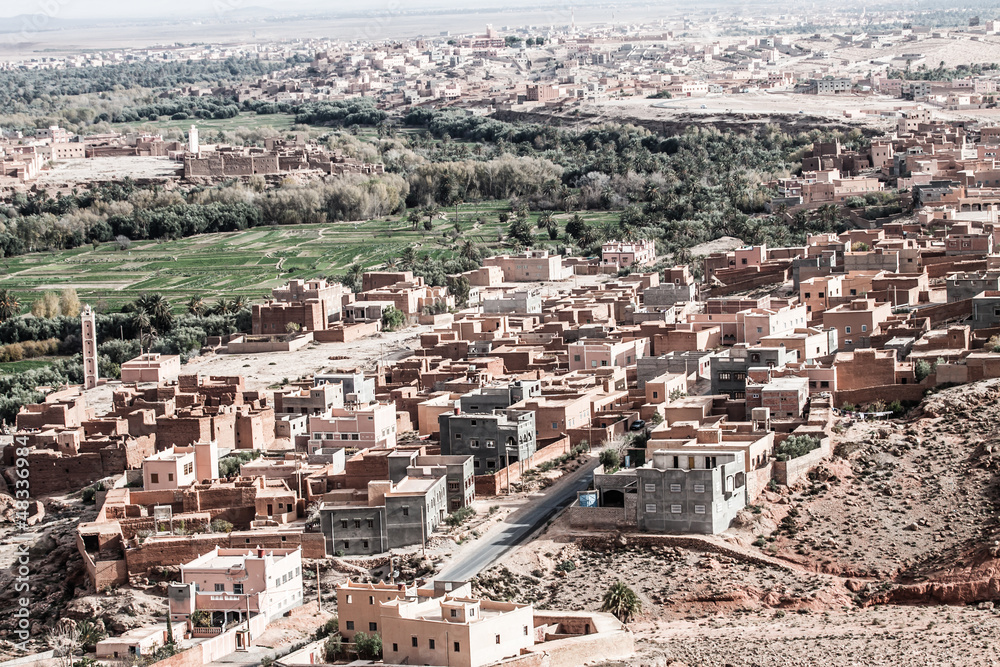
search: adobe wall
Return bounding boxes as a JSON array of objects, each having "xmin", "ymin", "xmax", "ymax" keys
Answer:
[
  {"xmin": 746, "ymin": 460, "xmax": 774, "ymax": 503},
  {"xmin": 914, "ymin": 299, "xmax": 972, "ymax": 325},
  {"xmin": 20, "ymin": 451, "xmax": 107, "ymax": 495},
  {"xmin": 474, "ymin": 436, "xmax": 573, "ymax": 497},
  {"xmin": 124, "ymin": 531, "xmax": 325, "ymax": 574},
  {"xmin": 834, "ymin": 383, "xmax": 927, "ymax": 407},
  {"xmin": 313, "ymin": 321, "xmax": 381, "ymax": 342}
]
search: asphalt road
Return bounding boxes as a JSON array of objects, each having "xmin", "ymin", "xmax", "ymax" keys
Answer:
[{"xmin": 435, "ymin": 458, "xmax": 599, "ymax": 583}]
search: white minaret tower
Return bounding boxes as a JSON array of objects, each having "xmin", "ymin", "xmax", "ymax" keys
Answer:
[
  {"xmin": 82, "ymin": 304, "xmax": 98, "ymax": 389},
  {"xmin": 188, "ymin": 125, "xmax": 199, "ymax": 154}
]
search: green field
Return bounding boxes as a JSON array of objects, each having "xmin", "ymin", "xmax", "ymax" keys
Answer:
[
  {"xmin": 0, "ymin": 358, "xmax": 67, "ymax": 374},
  {"xmin": 0, "ymin": 205, "xmax": 615, "ymax": 312},
  {"xmin": 122, "ymin": 112, "xmax": 298, "ymax": 135}
]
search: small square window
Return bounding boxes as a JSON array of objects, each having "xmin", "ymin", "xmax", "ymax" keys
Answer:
[
  {"xmin": 669, "ymin": 483, "xmax": 681, "ymax": 492},
  {"xmin": 670, "ymin": 504, "xmax": 682, "ymax": 514},
  {"xmin": 645, "ymin": 503, "xmax": 657, "ymax": 513},
  {"xmin": 370, "ymin": 622, "xmax": 378, "ymax": 631},
  {"xmin": 644, "ymin": 483, "xmax": 655, "ymax": 492},
  {"xmin": 694, "ymin": 504, "xmax": 706, "ymax": 514},
  {"xmin": 694, "ymin": 484, "xmax": 705, "ymax": 493},
  {"xmin": 346, "ymin": 621, "xmax": 354, "ymax": 630}
]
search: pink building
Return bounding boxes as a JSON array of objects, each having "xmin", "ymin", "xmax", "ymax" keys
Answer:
[
  {"xmin": 142, "ymin": 441, "xmax": 219, "ymax": 490},
  {"xmin": 567, "ymin": 339, "xmax": 649, "ymax": 371},
  {"xmin": 169, "ymin": 546, "xmax": 304, "ymax": 630},
  {"xmin": 601, "ymin": 239, "xmax": 656, "ymax": 267},
  {"xmin": 482, "ymin": 250, "xmax": 567, "ymax": 282},
  {"xmin": 307, "ymin": 402, "xmax": 398, "ymax": 452},
  {"xmin": 120, "ymin": 353, "xmax": 181, "ymax": 384}
]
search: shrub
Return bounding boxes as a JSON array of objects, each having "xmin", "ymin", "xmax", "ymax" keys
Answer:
[
  {"xmin": 775, "ymin": 435, "xmax": 821, "ymax": 461},
  {"xmin": 914, "ymin": 359, "xmax": 933, "ymax": 382},
  {"xmin": 353, "ymin": 631, "xmax": 382, "ymax": 660},
  {"xmin": 445, "ymin": 505, "xmax": 476, "ymax": 527},
  {"xmin": 599, "ymin": 448, "xmax": 621, "ymax": 473},
  {"xmin": 381, "ymin": 306, "xmax": 406, "ymax": 331},
  {"xmin": 555, "ymin": 559, "xmax": 576, "ymax": 572},
  {"xmin": 210, "ymin": 519, "xmax": 233, "ymax": 533}
]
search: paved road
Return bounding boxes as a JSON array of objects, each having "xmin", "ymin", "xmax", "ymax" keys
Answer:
[{"xmin": 435, "ymin": 459, "xmax": 598, "ymax": 583}]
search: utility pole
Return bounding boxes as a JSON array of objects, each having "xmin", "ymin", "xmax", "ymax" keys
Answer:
[
  {"xmin": 504, "ymin": 446, "xmax": 511, "ymax": 495},
  {"xmin": 315, "ymin": 561, "xmax": 321, "ymax": 611},
  {"xmin": 419, "ymin": 505, "xmax": 426, "ymax": 557}
]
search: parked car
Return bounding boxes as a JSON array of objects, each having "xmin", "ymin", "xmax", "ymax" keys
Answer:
[{"xmin": 630, "ymin": 419, "xmax": 646, "ymax": 431}]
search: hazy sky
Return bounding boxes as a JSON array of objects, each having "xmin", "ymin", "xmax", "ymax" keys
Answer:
[{"xmin": 2, "ymin": 0, "xmax": 591, "ymax": 20}]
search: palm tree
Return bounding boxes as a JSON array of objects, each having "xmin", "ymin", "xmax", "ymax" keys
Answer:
[
  {"xmin": 136, "ymin": 293, "xmax": 173, "ymax": 332},
  {"xmin": 400, "ymin": 246, "xmax": 417, "ymax": 268},
  {"xmin": 0, "ymin": 289, "xmax": 20, "ymax": 322},
  {"xmin": 212, "ymin": 298, "xmax": 233, "ymax": 316},
  {"xmin": 230, "ymin": 295, "xmax": 249, "ymax": 312},
  {"xmin": 460, "ymin": 240, "xmax": 479, "ymax": 261},
  {"xmin": 407, "ymin": 210, "xmax": 422, "ymax": 231},
  {"xmin": 600, "ymin": 581, "xmax": 641, "ymax": 623},
  {"xmin": 186, "ymin": 296, "xmax": 206, "ymax": 316}
]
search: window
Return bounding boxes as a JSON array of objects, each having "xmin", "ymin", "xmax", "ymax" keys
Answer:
[
  {"xmin": 363, "ymin": 540, "xmax": 369, "ymax": 549},
  {"xmin": 429, "ymin": 639, "xmax": 436, "ymax": 649},
  {"xmin": 804, "ymin": 292, "xmax": 811, "ymax": 299},
  {"xmin": 351, "ymin": 434, "xmax": 359, "ymax": 440},
  {"xmin": 454, "ymin": 642, "xmax": 461, "ymax": 652},
  {"xmin": 354, "ymin": 519, "xmax": 361, "ymax": 528},
  {"xmin": 340, "ymin": 519, "xmax": 348, "ymax": 529},
  {"xmin": 214, "ymin": 583, "xmax": 225, "ymax": 592},
  {"xmin": 694, "ymin": 484, "xmax": 705, "ymax": 493},
  {"xmin": 367, "ymin": 519, "xmax": 374, "ymax": 528},
  {"xmin": 450, "ymin": 609, "xmax": 458, "ymax": 618},
  {"xmin": 591, "ymin": 360, "xmax": 598, "ymax": 368},
  {"xmin": 844, "ymin": 326, "xmax": 851, "ymax": 334},
  {"xmin": 233, "ymin": 583, "xmax": 243, "ymax": 594},
  {"xmin": 487, "ymin": 440, "xmax": 496, "ymax": 449},
  {"xmin": 523, "ymin": 626, "xmax": 529, "ymax": 636},
  {"xmin": 183, "ymin": 462, "xmax": 193, "ymax": 475},
  {"xmin": 392, "ymin": 643, "xmax": 398, "ymax": 652},
  {"xmin": 167, "ymin": 473, "xmax": 174, "ymax": 482},
  {"xmin": 369, "ymin": 596, "xmax": 375, "ymax": 605},
  {"xmin": 551, "ymin": 421, "xmax": 558, "ymax": 429},
  {"xmin": 346, "ymin": 621, "xmax": 354, "ymax": 630},
  {"xmin": 670, "ymin": 504, "xmax": 682, "ymax": 514},
  {"xmin": 652, "ymin": 391, "xmax": 658, "ymax": 399},
  {"xmin": 150, "ymin": 473, "xmax": 159, "ymax": 484},
  {"xmin": 495, "ymin": 635, "xmax": 501, "ymax": 645},
  {"xmin": 402, "ymin": 506, "xmax": 409, "ymax": 516},
  {"xmin": 343, "ymin": 540, "xmax": 350, "ymax": 549},
  {"xmin": 861, "ymin": 324, "xmax": 867, "ymax": 332},
  {"xmin": 369, "ymin": 622, "xmax": 378, "ymax": 632},
  {"xmin": 694, "ymin": 504, "xmax": 706, "ymax": 514},
  {"xmin": 669, "ymin": 483, "xmax": 681, "ymax": 492},
  {"xmin": 845, "ymin": 339, "xmax": 852, "ymax": 346},
  {"xmin": 573, "ymin": 354, "xmax": 581, "ymax": 362},
  {"xmin": 412, "ymin": 637, "xmax": 418, "ymax": 648},
  {"xmin": 644, "ymin": 483, "xmax": 656, "ymax": 492},
  {"xmin": 346, "ymin": 595, "xmax": 352, "ymax": 604},
  {"xmin": 718, "ymin": 372, "xmax": 732, "ymax": 381}
]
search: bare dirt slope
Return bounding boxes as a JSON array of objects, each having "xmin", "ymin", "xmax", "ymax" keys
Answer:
[{"xmin": 473, "ymin": 379, "xmax": 1000, "ymax": 666}]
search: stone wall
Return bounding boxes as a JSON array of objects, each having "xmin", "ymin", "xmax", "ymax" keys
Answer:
[{"xmin": 772, "ymin": 436, "xmax": 831, "ymax": 487}]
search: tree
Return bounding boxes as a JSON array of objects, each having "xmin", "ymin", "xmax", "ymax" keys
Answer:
[
  {"xmin": 914, "ymin": 359, "xmax": 932, "ymax": 382},
  {"xmin": 76, "ymin": 620, "xmax": 106, "ymax": 653},
  {"xmin": 324, "ymin": 635, "xmax": 343, "ymax": 662},
  {"xmin": 600, "ymin": 581, "xmax": 641, "ymax": 623},
  {"xmin": 407, "ymin": 209, "xmax": 422, "ymax": 230},
  {"xmin": 59, "ymin": 288, "xmax": 81, "ymax": 318},
  {"xmin": 599, "ymin": 448, "xmax": 621, "ymax": 473},
  {"xmin": 47, "ymin": 619, "xmax": 80, "ymax": 667},
  {"xmin": 0, "ymin": 289, "xmax": 20, "ymax": 322},
  {"xmin": 190, "ymin": 610, "xmax": 212, "ymax": 628},
  {"xmin": 565, "ymin": 214, "xmax": 586, "ymax": 240},
  {"xmin": 381, "ymin": 306, "xmax": 406, "ymax": 331},
  {"xmin": 508, "ymin": 217, "xmax": 535, "ymax": 247},
  {"xmin": 187, "ymin": 296, "xmax": 206, "ymax": 316},
  {"xmin": 285, "ymin": 322, "xmax": 301, "ymax": 334},
  {"xmin": 32, "ymin": 291, "xmax": 61, "ymax": 318},
  {"xmin": 210, "ymin": 519, "xmax": 233, "ymax": 533},
  {"xmin": 353, "ymin": 631, "xmax": 382, "ymax": 660}
]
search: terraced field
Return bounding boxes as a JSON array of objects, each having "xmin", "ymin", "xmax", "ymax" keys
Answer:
[{"xmin": 0, "ymin": 205, "xmax": 615, "ymax": 312}]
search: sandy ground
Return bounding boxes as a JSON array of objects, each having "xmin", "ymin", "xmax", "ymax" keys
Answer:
[{"xmin": 37, "ymin": 156, "xmax": 182, "ymax": 186}]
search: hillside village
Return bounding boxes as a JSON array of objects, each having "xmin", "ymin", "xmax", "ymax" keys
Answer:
[{"xmin": 7, "ymin": 6, "xmax": 1000, "ymax": 667}]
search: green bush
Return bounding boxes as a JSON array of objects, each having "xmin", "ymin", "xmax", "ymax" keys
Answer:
[
  {"xmin": 775, "ymin": 435, "xmax": 821, "ymax": 462},
  {"xmin": 445, "ymin": 505, "xmax": 476, "ymax": 527},
  {"xmin": 599, "ymin": 448, "xmax": 621, "ymax": 473},
  {"xmin": 353, "ymin": 631, "xmax": 382, "ymax": 660},
  {"xmin": 555, "ymin": 559, "xmax": 576, "ymax": 572}
]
